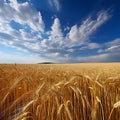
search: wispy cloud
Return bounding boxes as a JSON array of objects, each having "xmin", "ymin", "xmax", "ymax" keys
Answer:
[
  {"xmin": 54, "ymin": 51, "xmax": 120, "ymax": 63},
  {"xmin": 0, "ymin": 0, "xmax": 116, "ymax": 63},
  {"xmin": 49, "ymin": 0, "xmax": 61, "ymax": 11},
  {"xmin": 0, "ymin": 0, "xmax": 44, "ymax": 52},
  {"xmin": 66, "ymin": 11, "xmax": 110, "ymax": 47},
  {"xmin": 0, "ymin": 0, "xmax": 44, "ymax": 32},
  {"xmin": 106, "ymin": 38, "xmax": 120, "ymax": 46},
  {"xmin": 0, "ymin": 51, "xmax": 47, "ymax": 63},
  {"xmin": 41, "ymin": 18, "xmax": 63, "ymax": 50},
  {"xmin": 97, "ymin": 38, "xmax": 120, "ymax": 54}
]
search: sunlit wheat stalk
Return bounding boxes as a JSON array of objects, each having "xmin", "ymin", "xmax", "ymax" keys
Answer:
[
  {"xmin": 96, "ymin": 96, "xmax": 104, "ymax": 120},
  {"xmin": 108, "ymin": 101, "xmax": 120, "ymax": 120}
]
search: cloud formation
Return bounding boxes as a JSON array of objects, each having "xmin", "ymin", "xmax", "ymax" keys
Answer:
[
  {"xmin": 0, "ymin": 51, "xmax": 46, "ymax": 63},
  {"xmin": 49, "ymin": 0, "xmax": 61, "ymax": 11},
  {"xmin": 0, "ymin": 0, "xmax": 44, "ymax": 32},
  {"xmin": 66, "ymin": 11, "xmax": 109, "ymax": 47},
  {"xmin": 0, "ymin": 0, "xmax": 119, "ymax": 63}
]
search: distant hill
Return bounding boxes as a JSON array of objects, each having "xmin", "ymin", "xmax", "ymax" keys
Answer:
[{"xmin": 38, "ymin": 62, "xmax": 56, "ymax": 64}]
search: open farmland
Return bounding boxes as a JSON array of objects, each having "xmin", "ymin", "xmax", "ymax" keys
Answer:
[{"xmin": 0, "ymin": 63, "xmax": 120, "ymax": 120}]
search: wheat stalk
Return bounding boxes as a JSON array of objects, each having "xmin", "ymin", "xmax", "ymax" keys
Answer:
[{"xmin": 108, "ymin": 100, "xmax": 120, "ymax": 120}]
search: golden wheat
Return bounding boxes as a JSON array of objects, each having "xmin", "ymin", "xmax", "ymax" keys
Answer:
[{"xmin": 0, "ymin": 63, "xmax": 120, "ymax": 120}]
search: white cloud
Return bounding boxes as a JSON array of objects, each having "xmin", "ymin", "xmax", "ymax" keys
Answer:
[
  {"xmin": 53, "ymin": 37, "xmax": 120, "ymax": 62},
  {"xmin": 51, "ymin": 18, "xmax": 63, "ymax": 37},
  {"xmin": 95, "ymin": 38, "xmax": 120, "ymax": 62},
  {"xmin": 0, "ymin": 0, "xmax": 115, "ymax": 63},
  {"xmin": 41, "ymin": 11, "xmax": 109, "ymax": 53},
  {"xmin": 98, "ymin": 49, "xmax": 104, "ymax": 53},
  {"xmin": 55, "ymin": 52, "xmax": 120, "ymax": 63},
  {"xmin": 68, "ymin": 25, "xmax": 80, "ymax": 43},
  {"xmin": 53, "ymin": 0, "xmax": 60, "ymax": 11},
  {"xmin": 106, "ymin": 39, "xmax": 120, "ymax": 53},
  {"xmin": 64, "ymin": 26, "xmax": 70, "ymax": 31},
  {"xmin": 49, "ymin": 0, "xmax": 60, "ymax": 11},
  {"xmin": 0, "ymin": 0, "xmax": 44, "ymax": 32},
  {"xmin": 87, "ymin": 43, "xmax": 100, "ymax": 49},
  {"xmin": 76, "ymin": 53, "xmax": 109, "ymax": 62},
  {"xmin": 0, "ymin": 0, "xmax": 45, "ymax": 54},
  {"xmin": 106, "ymin": 38, "xmax": 120, "ymax": 46},
  {"xmin": 106, "ymin": 45, "xmax": 120, "ymax": 52},
  {"xmin": 66, "ymin": 11, "xmax": 110, "ymax": 47},
  {"xmin": 41, "ymin": 18, "xmax": 63, "ymax": 49},
  {"xmin": 0, "ymin": 51, "xmax": 47, "ymax": 63},
  {"xmin": 49, "ymin": 53, "xmax": 109, "ymax": 63},
  {"xmin": 97, "ymin": 38, "xmax": 120, "ymax": 53},
  {"xmin": 77, "ymin": 52, "xmax": 120, "ymax": 62}
]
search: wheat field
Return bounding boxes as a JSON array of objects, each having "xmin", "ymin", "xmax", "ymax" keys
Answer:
[{"xmin": 0, "ymin": 63, "xmax": 120, "ymax": 120}]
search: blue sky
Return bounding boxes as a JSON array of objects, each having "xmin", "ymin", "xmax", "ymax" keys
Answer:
[{"xmin": 0, "ymin": 0, "xmax": 120, "ymax": 63}]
